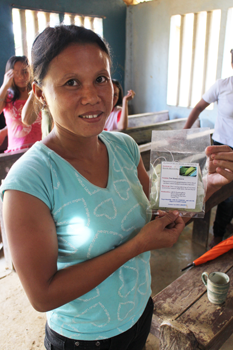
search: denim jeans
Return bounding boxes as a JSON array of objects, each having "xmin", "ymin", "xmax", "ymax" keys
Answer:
[
  {"xmin": 44, "ymin": 297, "xmax": 154, "ymax": 350},
  {"xmin": 212, "ymin": 140, "xmax": 233, "ymax": 238}
]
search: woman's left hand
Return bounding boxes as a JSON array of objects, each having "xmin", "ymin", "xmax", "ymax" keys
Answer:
[
  {"xmin": 124, "ymin": 89, "xmax": 135, "ymax": 101},
  {"xmin": 205, "ymin": 145, "xmax": 233, "ymax": 198}
]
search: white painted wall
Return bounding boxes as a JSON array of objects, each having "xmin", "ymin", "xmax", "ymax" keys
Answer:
[{"xmin": 125, "ymin": 0, "xmax": 233, "ymax": 128}]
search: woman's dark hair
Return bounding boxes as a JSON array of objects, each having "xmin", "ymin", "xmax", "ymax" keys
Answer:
[
  {"xmin": 230, "ymin": 49, "xmax": 233, "ymax": 64},
  {"xmin": 112, "ymin": 79, "xmax": 123, "ymax": 107},
  {"xmin": 32, "ymin": 25, "xmax": 111, "ymax": 85},
  {"xmin": 5, "ymin": 55, "xmax": 31, "ymax": 102}
]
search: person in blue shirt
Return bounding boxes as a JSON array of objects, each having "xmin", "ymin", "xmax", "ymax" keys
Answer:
[{"xmin": 1, "ymin": 25, "xmax": 233, "ymax": 350}]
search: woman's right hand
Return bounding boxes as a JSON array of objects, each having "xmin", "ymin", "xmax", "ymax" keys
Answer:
[
  {"xmin": 134, "ymin": 210, "xmax": 185, "ymax": 253},
  {"xmin": 3, "ymin": 69, "xmax": 14, "ymax": 89},
  {"xmin": 0, "ymin": 70, "xmax": 14, "ymax": 110}
]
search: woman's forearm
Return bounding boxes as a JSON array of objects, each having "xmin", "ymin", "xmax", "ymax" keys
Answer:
[
  {"xmin": 117, "ymin": 98, "xmax": 128, "ymax": 131},
  {"xmin": 183, "ymin": 99, "xmax": 209, "ymax": 129},
  {"xmin": 38, "ymin": 237, "xmax": 141, "ymax": 312},
  {"xmin": 0, "ymin": 126, "xmax": 8, "ymax": 146},
  {"xmin": 183, "ymin": 109, "xmax": 199, "ymax": 129},
  {"xmin": 32, "ymin": 215, "xmax": 182, "ymax": 312},
  {"xmin": 21, "ymin": 91, "xmax": 38, "ymax": 125},
  {"xmin": 0, "ymin": 85, "xmax": 9, "ymax": 114},
  {"xmin": 4, "ymin": 190, "xmax": 183, "ymax": 313}
]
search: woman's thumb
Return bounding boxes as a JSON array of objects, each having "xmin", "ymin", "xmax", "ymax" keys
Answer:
[{"xmin": 160, "ymin": 210, "xmax": 179, "ymax": 226}]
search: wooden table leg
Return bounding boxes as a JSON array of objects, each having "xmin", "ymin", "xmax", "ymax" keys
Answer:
[{"xmin": 192, "ymin": 210, "xmax": 211, "ymax": 249}]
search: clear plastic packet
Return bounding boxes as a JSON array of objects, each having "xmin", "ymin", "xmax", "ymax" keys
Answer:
[{"xmin": 147, "ymin": 128, "xmax": 211, "ymax": 218}]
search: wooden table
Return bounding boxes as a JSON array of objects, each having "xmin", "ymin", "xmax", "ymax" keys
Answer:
[
  {"xmin": 192, "ymin": 182, "xmax": 233, "ymax": 249},
  {"xmin": 151, "ymin": 249, "xmax": 233, "ymax": 350}
]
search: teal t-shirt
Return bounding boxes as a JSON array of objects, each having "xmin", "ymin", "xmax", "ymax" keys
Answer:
[{"xmin": 1, "ymin": 131, "xmax": 152, "ymax": 340}]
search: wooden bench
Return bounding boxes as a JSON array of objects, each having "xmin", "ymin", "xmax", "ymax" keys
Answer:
[
  {"xmin": 0, "ymin": 148, "xmax": 27, "ymax": 182},
  {"xmin": 123, "ymin": 118, "xmax": 188, "ymax": 145},
  {"xmin": 151, "ymin": 249, "xmax": 233, "ymax": 350},
  {"xmin": 128, "ymin": 110, "xmax": 169, "ymax": 128},
  {"xmin": 136, "ymin": 119, "xmax": 204, "ymax": 171},
  {"xmin": 124, "ymin": 117, "xmax": 200, "ymax": 145},
  {"xmin": 0, "ymin": 149, "xmax": 27, "ymax": 270}
]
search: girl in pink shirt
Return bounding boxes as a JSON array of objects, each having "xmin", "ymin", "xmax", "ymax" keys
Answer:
[
  {"xmin": 104, "ymin": 79, "xmax": 135, "ymax": 131},
  {"xmin": 0, "ymin": 56, "xmax": 41, "ymax": 153}
]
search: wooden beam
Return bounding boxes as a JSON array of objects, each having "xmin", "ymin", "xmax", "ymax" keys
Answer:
[
  {"xmin": 45, "ymin": 12, "xmax": 50, "ymax": 27},
  {"xmin": 177, "ymin": 15, "xmax": 184, "ymax": 106},
  {"xmin": 188, "ymin": 13, "xmax": 197, "ymax": 108},
  {"xmin": 19, "ymin": 10, "xmax": 28, "ymax": 56},
  {"xmin": 80, "ymin": 16, "xmax": 84, "ymax": 27},
  {"xmin": 202, "ymin": 11, "xmax": 211, "ymax": 95},
  {"xmin": 70, "ymin": 14, "xmax": 75, "ymax": 25},
  {"xmin": 90, "ymin": 17, "xmax": 94, "ymax": 31},
  {"xmin": 32, "ymin": 11, "xmax": 39, "ymax": 37}
]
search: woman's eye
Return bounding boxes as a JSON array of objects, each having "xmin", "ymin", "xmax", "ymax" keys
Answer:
[
  {"xmin": 96, "ymin": 76, "xmax": 107, "ymax": 84},
  {"xmin": 65, "ymin": 79, "xmax": 78, "ymax": 87}
]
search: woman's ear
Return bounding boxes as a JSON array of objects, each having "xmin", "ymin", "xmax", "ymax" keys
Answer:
[{"xmin": 32, "ymin": 82, "xmax": 44, "ymax": 105}]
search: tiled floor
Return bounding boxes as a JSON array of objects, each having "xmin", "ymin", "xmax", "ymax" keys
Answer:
[{"xmin": 1, "ymin": 207, "xmax": 232, "ymax": 349}]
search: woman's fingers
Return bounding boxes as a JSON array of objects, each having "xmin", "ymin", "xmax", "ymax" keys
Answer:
[
  {"xmin": 205, "ymin": 145, "xmax": 232, "ymax": 156},
  {"xmin": 213, "ymin": 158, "xmax": 233, "ymax": 172},
  {"xmin": 158, "ymin": 210, "xmax": 179, "ymax": 226},
  {"xmin": 206, "ymin": 145, "xmax": 233, "ymax": 175},
  {"xmin": 125, "ymin": 89, "xmax": 135, "ymax": 100},
  {"xmin": 158, "ymin": 211, "xmax": 184, "ymax": 235},
  {"xmin": 137, "ymin": 210, "xmax": 184, "ymax": 251},
  {"xmin": 214, "ymin": 166, "xmax": 233, "ymax": 182},
  {"xmin": 205, "ymin": 145, "xmax": 233, "ymax": 198}
]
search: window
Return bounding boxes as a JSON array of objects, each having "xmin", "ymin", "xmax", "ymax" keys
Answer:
[
  {"xmin": 12, "ymin": 8, "xmax": 103, "ymax": 60},
  {"xmin": 167, "ymin": 10, "xmax": 221, "ymax": 108},
  {"xmin": 221, "ymin": 7, "xmax": 233, "ymax": 79}
]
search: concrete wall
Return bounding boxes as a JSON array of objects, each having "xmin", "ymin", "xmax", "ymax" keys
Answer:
[
  {"xmin": 0, "ymin": 0, "xmax": 126, "ymax": 90},
  {"xmin": 125, "ymin": 0, "xmax": 233, "ymax": 127}
]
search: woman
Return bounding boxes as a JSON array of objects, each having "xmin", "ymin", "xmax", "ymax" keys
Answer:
[
  {"xmin": 0, "ymin": 56, "xmax": 41, "ymax": 152},
  {"xmin": 184, "ymin": 50, "xmax": 233, "ymax": 248},
  {"xmin": 104, "ymin": 79, "xmax": 135, "ymax": 131},
  {"xmin": 1, "ymin": 25, "xmax": 233, "ymax": 350}
]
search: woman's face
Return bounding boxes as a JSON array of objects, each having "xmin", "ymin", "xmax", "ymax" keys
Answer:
[
  {"xmin": 37, "ymin": 43, "xmax": 113, "ymax": 139},
  {"xmin": 13, "ymin": 61, "xmax": 30, "ymax": 89}
]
